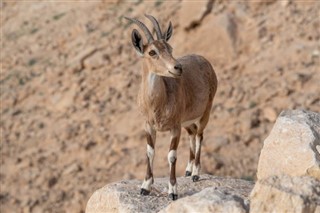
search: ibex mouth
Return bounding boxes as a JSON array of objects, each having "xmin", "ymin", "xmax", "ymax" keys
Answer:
[{"xmin": 168, "ymin": 71, "xmax": 182, "ymax": 78}]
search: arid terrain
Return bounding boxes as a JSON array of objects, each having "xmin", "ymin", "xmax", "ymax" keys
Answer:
[{"xmin": 1, "ymin": 0, "xmax": 319, "ymax": 212}]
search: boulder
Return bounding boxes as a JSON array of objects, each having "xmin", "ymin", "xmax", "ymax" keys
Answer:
[
  {"xmin": 250, "ymin": 175, "xmax": 320, "ymax": 213},
  {"xmin": 86, "ymin": 174, "xmax": 254, "ymax": 213},
  {"xmin": 160, "ymin": 187, "xmax": 249, "ymax": 213},
  {"xmin": 257, "ymin": 109, "xmax": 320, "ymax": 180}
]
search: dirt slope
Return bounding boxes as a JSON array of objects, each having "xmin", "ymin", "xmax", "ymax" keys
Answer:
[{"xmin": 1, "ymin": 0, "xmax": 319, "ymax": 212}]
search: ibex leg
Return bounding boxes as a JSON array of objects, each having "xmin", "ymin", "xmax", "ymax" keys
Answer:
[
  {"xmin": 140, "ymin": 123, "xmax": 156, "ymax": 195},
  {"xmin": 184, "ymin": 124, "xmax": 197, "ymax": 176},
  {"xmin": 168, "ymin": 126, "xmax": 181, "ymax": 200}
]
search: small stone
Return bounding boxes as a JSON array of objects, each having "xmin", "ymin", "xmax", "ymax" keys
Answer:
[
  {"xmin": 48, "ymin": 176, "xmax": 58, "ymax": 188},
  {"xmin": 262, "ymin": 107, "xmax": 277, "ymax": 122},
  {"xmin": 312, "ymin": 49, "xmax": 320, "ymax": 57},
  {"xmin": 63, "ymin": 163, "xmax": 82, "ymax": 175},
  {"xmin": 280, "ymin": 0, "xmax": 290, "ymax": 7}
]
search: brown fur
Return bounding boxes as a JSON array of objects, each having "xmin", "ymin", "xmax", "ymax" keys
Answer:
[
  {"xmin": 138, "ymin": 41, "xmax": 218, "ymax": 131},
  {"xmin": 127, "ymin": 16, "xmax": 218, "ymax": 198}
]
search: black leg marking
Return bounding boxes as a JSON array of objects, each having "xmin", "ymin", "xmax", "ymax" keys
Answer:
[
  {"xmin": 192, "ymin": 175, "xmax": 200, "ymax": 182},
  {"xmin": 140, "ymin": 188, "xmax": 150, "ymax": 196},
  {"xmin": 169, "ymin": 193, "xmax": 178, "ymax": 200}
]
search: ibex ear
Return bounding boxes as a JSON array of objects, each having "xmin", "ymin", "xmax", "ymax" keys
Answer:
[
  {"xmin": 131, "ymin": 29, "xmax": 144, "ymax": 56},
  {"xmin": 164, "ymin": 21, "xmax": 173, "ymax": 42}
]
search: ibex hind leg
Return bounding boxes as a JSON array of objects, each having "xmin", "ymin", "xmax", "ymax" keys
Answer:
[
  {"xmin": 192, "ymin": 102, "xmax": 212, "ymax": 182},
  {"xmin": 184, "ymin": 124, "xmax": 197, "ymax": 177}
]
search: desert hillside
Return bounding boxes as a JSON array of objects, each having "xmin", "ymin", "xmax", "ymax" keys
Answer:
[{"xmin": 1, "ymin": 0, "xmax": 319, "ymax": 212}]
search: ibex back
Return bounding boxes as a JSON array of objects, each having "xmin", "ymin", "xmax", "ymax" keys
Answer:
[{"xmin": 125, "ymin": 15, "xmax": 218, "ymax": 200}]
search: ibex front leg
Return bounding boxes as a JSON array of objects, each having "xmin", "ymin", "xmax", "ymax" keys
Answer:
[
  {"xmin": 168, "ymin": 126, "xmax": 181, "ymax": 200},
  {"xmin": 141, "ymin": 123, "xmax": 156, "ymax": 195}
]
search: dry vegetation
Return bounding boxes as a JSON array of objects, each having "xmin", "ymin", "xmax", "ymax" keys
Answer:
[{"xmin": 1, "ymin": 0, "xmax": 319, "ymax": 212}]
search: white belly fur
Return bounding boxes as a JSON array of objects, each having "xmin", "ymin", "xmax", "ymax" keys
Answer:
[{"xmin": 181, "ymin": 116, "xmax": 201, "ymax": 127}]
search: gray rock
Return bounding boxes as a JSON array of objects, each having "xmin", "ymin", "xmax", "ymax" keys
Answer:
[
  {"xmin": 257, "ymin": 109, "xmax": 320, "ymax": 180},
  {"xmin": 160, "ymin": 187, "xmax": 249, "ymax": 213},
  {"xmin": 86, "ymin": 174, "xmax": 254, "ymax": 213}
]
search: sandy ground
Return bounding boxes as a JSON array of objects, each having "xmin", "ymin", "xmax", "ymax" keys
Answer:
[{"xmin": 1, "ymin": 0, "xmax": 319, "ymax": 212}]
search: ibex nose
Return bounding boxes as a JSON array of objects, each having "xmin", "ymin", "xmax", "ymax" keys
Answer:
[
  {"xmin": 169, "ymin": 63, "xmax": 183, "ymax": 77},
  {"xmin": 174, "ymin": 64, "xmax": 182, "ymax": 71},
  {"xmin": 174, "ymin": 64, "xmax": 182, "ymax": 74}
]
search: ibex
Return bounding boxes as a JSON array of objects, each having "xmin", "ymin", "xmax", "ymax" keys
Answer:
[{"xmin": 125, "ymin": 15, "xmax": 218, "ymax": 200}]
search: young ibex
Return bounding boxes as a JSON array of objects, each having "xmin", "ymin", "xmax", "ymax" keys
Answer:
[{"xmin": 125, "ymin": 15, "xmax": 218, "ymax": 200}]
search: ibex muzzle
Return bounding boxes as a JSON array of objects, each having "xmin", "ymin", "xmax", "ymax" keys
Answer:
[{"xmin": 125, "ymin": 14, "xmax": 218, "ymax": 201}]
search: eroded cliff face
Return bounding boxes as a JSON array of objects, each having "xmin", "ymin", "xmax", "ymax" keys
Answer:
[{"xmin": 1, "ymin": 1, "xmax": 320, "ymax": 212}]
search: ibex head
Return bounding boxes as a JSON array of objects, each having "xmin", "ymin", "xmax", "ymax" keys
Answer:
[{"xmin": 125, "ymin": 15, "xmax": 183, "ymax": 78}]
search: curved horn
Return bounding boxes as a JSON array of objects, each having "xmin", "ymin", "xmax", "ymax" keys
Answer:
[
  {"xmin": 145, "ymin": 14, "xmax": 163, "ymax": 40},
  {"xmin": 124, "ymin": 16, "xmax": 154, "ymax": 43}
]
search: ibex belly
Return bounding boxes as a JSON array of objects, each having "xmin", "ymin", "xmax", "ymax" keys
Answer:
[{"xmin": 181, "ymin": 116, "xmax": 201, "ymax": 127}]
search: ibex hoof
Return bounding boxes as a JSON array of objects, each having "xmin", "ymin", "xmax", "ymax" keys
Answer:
[
  {"xmin": 192, "ymin": 175, "xmax": 200, "ymax": 182},
  {"xmin": 185, "ymin": 171, "xmax": 192, "ymax": 177},
  {"xmin": 140, "ymin": 188, "xmax": 150, "ymax": 196},
  {"xmin": 168, "ymin": 193, "xmax": 178, "ymax": 200}
]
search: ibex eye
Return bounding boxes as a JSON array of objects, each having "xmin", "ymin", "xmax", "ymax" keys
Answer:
[{"xmin": 149, "ymin": 50, "xmax": 156, "ymax": 56}]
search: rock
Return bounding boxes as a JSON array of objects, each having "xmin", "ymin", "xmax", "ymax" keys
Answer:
[
  {"xmin": 183, "ymin": 13, "xmax": 238, "ymax": 64},
  {"xmin": 179, "ymin": 0, "xmax": 211, "ymax": 30},
  {"xmin": 247, "ymin": 0, "xmax": 277, "ymax": 10},
  {"xmin": 257, "ymin": 109, "xmax": 320, "ymax": 180},
  {"xmin": 280, "ymin": 0, "xmax": 290, "ymax": 7},
  {"xmin": 262, "ymin": 107, "xmax": 277, "ymax": 122},
  {"xmin": 210, "ymin": 136, "xmax": 229, "ymax": 152},
  {"xmin": 250, "ymin": 175, "xmax": 320, "ymax": 213},
  {"xmin": 160, "ymin": 187, "xmax": 249, "ymax": 213},
  {"xmin": 251, "ymin": 109, "xmax": 320, "ymax": 212},
  {"xmin": 86, "ymin": 174, "xmax": 254, "ymax": 213},
  {"xmin": 3, "ymin": 0, "xmax": 320, "ymax": 212},
  {"xmin": 83, "ymin": 51, "xmax": 106, "ymax": 70},
  {"xmin": 49, "ymin": 84, "xmax": 77, "ymax": 111}
]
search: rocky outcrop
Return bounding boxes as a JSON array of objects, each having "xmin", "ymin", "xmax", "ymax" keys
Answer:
[
  {"xmin": 250, "ymin": 175, "xmax": 320, "ymax": 213},
  {"xmin": 86, "ymin": 109, "xmax": 320, "ymax": 213},
  {"xmin": 257, "ymin": 109, "xmax": 320, "ymax": 180},
  {"xmin": 86, "ymin": 174, "xmax": 254, "ymax": 213},
  {"xmin": 251, "ymin": 109, "xmax": 320, "ymax": 213}
]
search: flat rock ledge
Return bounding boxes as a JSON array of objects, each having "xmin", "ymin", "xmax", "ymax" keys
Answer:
[{"xmin": 86, "ymin": 174, "xmax": 254, "ymax": 213}]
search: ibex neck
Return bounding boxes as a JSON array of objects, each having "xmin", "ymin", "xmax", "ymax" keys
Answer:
[{"xmin": 143, "ymin": 72, "xmax": 167, "ymax": 102}]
